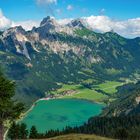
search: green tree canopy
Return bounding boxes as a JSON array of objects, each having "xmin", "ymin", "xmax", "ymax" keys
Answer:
[
  {"xmin": 29, "ymin": 126, "xmax": 38, "ymax": 139},
  {"xmin": 8, "ymin": 122, "xmax": 28, "ymax": 139},
  {"xmin": 0, "ymin": 73, "xmax": 24, "ymax": 140}
]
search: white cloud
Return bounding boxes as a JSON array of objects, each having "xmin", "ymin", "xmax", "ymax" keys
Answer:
[
  {"xmin": 57, "ymin": 18, "xmax": 73, "ymax": 25},
  {"xmin": 0, "ymin": 9, "xmax": 40, "ymax": 31},
  {"xmin": 67, "ymin": 5, "xmax": 73, "ymax": 10},
  {"xmin": 0, "ymin": 9, "xmax": 12, "ymax": 30},
  {"xmin": 84, "ymin": 16, "xmax": 113, "ymax": 32},
  {"xmin": 36, "ymin": 0, "xmax": 57, "ymax": 16},
  {"xmin": 56, "ymin": 9, "xmax": 61, "ymax": 14},
  {"xmin": 37, "ymin": 0, "xmax": 57, "ymax": 5},
  {"xmin": 12, "ymin": 20, "xmax": 40, "ymax": 31},
  {"xmin": 1, "ymin": 8, "xmax": 140, "ymax": 38},
  {"xmin": 84, "ymin": 15, "xmax": 140, "ymax": 38}
]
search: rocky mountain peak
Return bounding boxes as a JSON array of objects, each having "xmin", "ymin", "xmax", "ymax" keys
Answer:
[
  {"xmin": 2, "ymin": 26, "xmax": 26, "ymax": 37},
  {"xmin": 34, "ymin": 16, "xmax": 58, "ymax": 35},
  {"xmin": 9, "ymin": 26, "xmax": 25, "ymax": 33},
  {"xmin": 67, "ymin": 19, "xmax": 85, "ymax": 28},
  {"xmin": 40, "ymin": 16, "xmax": 57, "ymax": 27}
]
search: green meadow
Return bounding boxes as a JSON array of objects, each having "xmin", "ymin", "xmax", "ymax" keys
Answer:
[
  {"xmin": 96, "ymin": 81, "xmax": 124, "ymax": 94},
  {"xmin": 50, "ymin": 81, "xmax": 124, "ymax": 102}
]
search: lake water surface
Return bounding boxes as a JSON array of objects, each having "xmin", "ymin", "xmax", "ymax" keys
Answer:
[{"xmin": 21, "ymin": 99, "xmax": 103, "ymax": 133}]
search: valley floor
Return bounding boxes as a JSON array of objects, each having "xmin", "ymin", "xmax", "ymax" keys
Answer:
[
  {"xmin": 49, "ymin": 81, "xmax": 126, "ymax": 103},
  {"xmin": 18, "ymin": 80, "xmax": 127, "ymax": 130}
]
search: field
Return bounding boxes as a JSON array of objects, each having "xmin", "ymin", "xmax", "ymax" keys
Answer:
[
  {"xmin": 49, "ymin": 81, "xmax": 124, "ymax": 103},
  {"xmin": 97, "ymin": 81, "xmax": 124, "ymax": 94},
  {"xmin": 45, "ymin": 134, "xmax": 114, "ymax": 140}
]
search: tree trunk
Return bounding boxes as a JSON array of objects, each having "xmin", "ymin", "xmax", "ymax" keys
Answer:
[{"xmin": 0, "ymin": 123, "xmax": 4, "ymax": 140}]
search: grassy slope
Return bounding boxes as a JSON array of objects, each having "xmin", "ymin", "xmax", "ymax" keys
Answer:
[
  {"xmin": 45, "ymin": 134, "xmax": 114, "ymax": 140},
  {"xmin": 50, "ymin": 81, "xmax": 124, "ymax": 103},
  {"xmin": 64, "ymin": 88, "xmax": 107, "ymax": 102},
  {"xmin": 97, "ymin": 81, "xmax": 124, "ymax": 94}
]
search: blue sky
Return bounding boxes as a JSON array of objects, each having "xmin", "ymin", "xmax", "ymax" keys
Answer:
[
  {"xmin": 0, "ymin": 0, "xmax": 140, "ymax": 21},
  {"xmin": 0, "ymin": 0, "xmax": 140, "ymax": 38}
]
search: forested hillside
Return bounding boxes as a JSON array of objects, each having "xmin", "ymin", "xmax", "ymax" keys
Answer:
[
  {"xmin": 102, "ymin": 82, "xmax": 140, "ymax": 116},
  {"xmin": 1, "ymin": 16, "xmax": 140, "ymax": 106}
]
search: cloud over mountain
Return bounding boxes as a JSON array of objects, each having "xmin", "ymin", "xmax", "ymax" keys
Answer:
[
  {"xmin": 0, "ymin": 9, "xmax": 12, "ymax": 30},
  {"xmin": 85, "ymin": 15, "xmax": 140, "ymax": 38},
  {"xmin": 0, "ymin": 9, "xmax": 140, "ymax": 38},
  {"xmin": 12, "ymin": 20, "xmax": 40, "ymax": 31}
]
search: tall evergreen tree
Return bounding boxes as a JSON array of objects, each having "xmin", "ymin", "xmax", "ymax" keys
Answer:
[
  {"xmin": 7, "ymin": 122, "xmax": 20, "ymax": 140},
  {"xmin": 0, "ymin": 73, "xmax": 24, "ymax": 140},
  {"xmin": 19, "ymin": 123, "xmax": 28, "ymax": 139},
  {"xmin": 114, "ymin": 128, "xmax": 128, "ymax": 140},
  {"xmin": 8, "ymin": 122, "xmax": 28, "ymax": 140},
  {"xmin": 29, "ymin": 126, "xmax": 38, "ymax": 139}
]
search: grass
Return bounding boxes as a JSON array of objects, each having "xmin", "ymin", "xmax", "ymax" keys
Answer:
[
  {"xmin": 96, "ymin": 81, "xmax": 123, "ymax": 94},
  {"xmin": 105, "ymin": 68, "xmax": 122, "ymax": 75},
  {"xmin": 74, "ymin": 28, "xmax": 94, "ymax": 37},
  {"xmin": 45, "ymin": 134, "xmax": 114, "ymax": 140},
  {"xmin": 0, "ymin": 51, "xmax": 5, "ymax": 55},
  {"xmin": 50, "ymin": 84, "xmax": 82, "ymax": 95},
  {"xmin": 64, "ymin": 88, "xmax": 107, "ymax": 102},
  {"xmin": 50, "ymin": 81, "xmax": 124, "ymax": 103}
]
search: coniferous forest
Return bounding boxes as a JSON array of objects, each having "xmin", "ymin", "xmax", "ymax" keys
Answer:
[{"xmin": 8, "ymin": 116, "xmax": 140, "ymax": 140}]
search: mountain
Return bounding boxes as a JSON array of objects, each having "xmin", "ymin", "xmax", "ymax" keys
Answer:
[
  {"xmin": 67, "ymin": 19, "xmax": 85, "ymax": 28},
  {"xmin": 102, "ymin": 82, "xmax": 140, "ymax": 116},
  {"xmin": 0, "ymin": 16, "xmax": 140, "ymax": 106}
]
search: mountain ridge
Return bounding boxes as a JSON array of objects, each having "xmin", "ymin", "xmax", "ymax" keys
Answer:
[{"xmin": 0, "ymin": 16, "xmax": 140, "ymax": 106}]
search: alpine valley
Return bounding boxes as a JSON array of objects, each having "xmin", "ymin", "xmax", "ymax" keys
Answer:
[
  {"xmin": 1, "ymin": 16, "xmax": 140, "ymax": 107},
  {"xmin": 1, "ymin": 15, "xmax": 140, "ymax": 140}
]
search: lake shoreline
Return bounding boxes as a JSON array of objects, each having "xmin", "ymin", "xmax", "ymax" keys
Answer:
[
  {"xmin": 22, "ymin": 90, "xmax": 105, "ymax": 119},
  {"xmin": 4, "ymin": 91, "xmax": 105, "ymax": 140},
  {"xmin": 20, "ymin": 98, "xmax": 104, "ymax": 133},
  {"xmin": 22, "ymin": 96, "xmax": 105, "ymax": 121}
]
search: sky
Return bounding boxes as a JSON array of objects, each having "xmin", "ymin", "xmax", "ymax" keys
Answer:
[{"xmin": 0, "ymin": 0, "xmax": 140, "ymax": 38}]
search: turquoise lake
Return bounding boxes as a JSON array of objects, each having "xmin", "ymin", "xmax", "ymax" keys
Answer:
[{"xmin": 21, "ymin": 99, "xmax": 103, "ymax": 133}]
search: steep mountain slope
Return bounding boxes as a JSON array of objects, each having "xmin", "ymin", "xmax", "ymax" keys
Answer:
[
  {"xmin": 0, "ymin": 16, "xmax": 140, "ymax": 106},
  {"xmin": 102, "ymin": 82, "xmax": 140, "ymax": 116}
]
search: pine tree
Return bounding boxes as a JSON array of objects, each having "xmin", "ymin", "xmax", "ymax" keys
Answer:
[
  {"xmin": 114, "ymin": 128, "xmax": 128, "ymax": 140},
  {"xmin": 19, "ymin": 123, "xmax": 28, "ymax": 139},
  {"xmin": 29, "ymin": 126, "xmax": 38, "ymax": 139},
  {"xmin": 0, "ymin": 73, "xmax": 24, "ymax": 140},
  {"xmin": 8, "ymin": 122, "xmax": 28, "ymax": 140},
  {"xmin": 8, "ymin": 122, "xmax": 20, "ymax": 140}
]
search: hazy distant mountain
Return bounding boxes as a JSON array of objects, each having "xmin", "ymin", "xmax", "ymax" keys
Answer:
[{"xmin": 0, "ymin": 16, "xmax": 140, "ymax": 106}]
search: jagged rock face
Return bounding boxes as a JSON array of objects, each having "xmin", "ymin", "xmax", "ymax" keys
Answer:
[
  {"xmin": 0, "ymin": 17, "xmax": 93, "ymax": 60},
  {"xmin": 40, "ymin": 16, "xmax": 56, "ymax": 27},
  {"xmin": 36, "ymin": 16, "xmax": 57, "ymax": 38},
  {"xmin": 0, "ymin": 16, "xmax": 140, "ymax": 106},
  {"xmin": 67, "ymin": 19, "xmax": 85, "ymax": 28},
  {"xmin": 1, "ymin": 26, "xmax": 32, "ymax": 59}
]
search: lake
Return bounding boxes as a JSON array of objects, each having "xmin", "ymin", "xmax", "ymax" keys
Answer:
[{"xmin": 21, "ymin": 99, "xmax": 103, "ymax": 133}]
